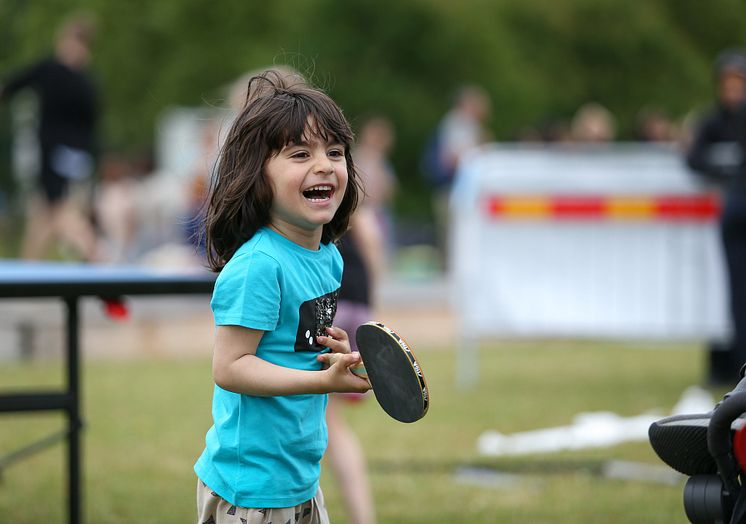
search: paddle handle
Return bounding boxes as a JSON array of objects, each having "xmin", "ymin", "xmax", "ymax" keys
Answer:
[{"xmin": 328, "ymin": 352, "xmax": 369, "ymax": 380}]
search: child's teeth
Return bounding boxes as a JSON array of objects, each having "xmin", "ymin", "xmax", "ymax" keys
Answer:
[{"xmin": 303, "ymin": 185, "xmax": 333, "ymax": 201}]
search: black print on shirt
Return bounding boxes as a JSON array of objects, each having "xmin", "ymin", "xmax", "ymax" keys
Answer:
[{"xmin": 294, "ymin": 289, "xmax": 338, "ymax": 352}]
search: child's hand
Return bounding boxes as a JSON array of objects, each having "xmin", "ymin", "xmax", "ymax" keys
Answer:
[
  {"xmin": 317, "ymin": 351, "xmax": 371, "ymax": 393},
  {"xmin": 315, "ymin": 326, "xmax": 351, "ymax": 355},
  {"xmin": 316, "ymin": 327, "xmax": 370, "ymax": 393}
]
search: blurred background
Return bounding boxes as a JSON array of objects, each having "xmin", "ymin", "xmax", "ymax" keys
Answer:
[
  {"xmin": 2, "ymin": 1, "xmax": 746, "ymax": 523},
  {"xmin": 0, "ymin": 0, "xmax": 743, "ymax": 243}
]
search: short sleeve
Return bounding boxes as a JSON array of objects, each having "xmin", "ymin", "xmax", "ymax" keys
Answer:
[{"xmin": 210, "ymin": 251, "xmax": 281, "ymax": 331}]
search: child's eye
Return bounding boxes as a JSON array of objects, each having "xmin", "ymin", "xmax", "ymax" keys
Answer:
[
  {"xmin": 291, "ymin": 151, "xmax": 310, "ymax": 159},
  {"xmin": 328, "ymin": 148, "xmax": 344, "ymax": 158}
]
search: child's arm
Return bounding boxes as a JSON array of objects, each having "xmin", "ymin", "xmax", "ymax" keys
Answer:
[{"xmin": 212, "ymin": 325, "xmax": 371, "ymax": 396}]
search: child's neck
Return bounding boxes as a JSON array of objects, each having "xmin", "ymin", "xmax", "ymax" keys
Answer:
[{"xmin": 268, "ymin": 222, "xmax": 322, "ymax": 251}]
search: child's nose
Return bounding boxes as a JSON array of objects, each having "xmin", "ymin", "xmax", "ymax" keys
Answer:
[{"xmin": 313, "ymin": 153, "xmax": 334, "ymax": 174}]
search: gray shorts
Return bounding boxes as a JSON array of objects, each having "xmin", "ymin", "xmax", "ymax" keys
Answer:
[{"xmin": 196, "ymin": 479, "xmax": 330, "ymax": 524}]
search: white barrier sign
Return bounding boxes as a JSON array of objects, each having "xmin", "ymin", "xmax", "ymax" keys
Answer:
[{"xmin": 450, "ymin": 144, "xmax": 729, "ymax": 346}]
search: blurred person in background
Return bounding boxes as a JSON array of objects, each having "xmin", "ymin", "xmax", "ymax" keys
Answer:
[
  {"xmin": 352, "ymin": 115, "xmax": 397, "ymax": 266},
  {"xmin": 325, "ymin": 204, "xmax": 383, "ymax": 524},
  {"xmin": 0, "ymin": 12, "xmax": 101, "ymax": 261},
  {"xmin": 184, "ymin": 119, "xmax": 220, "ymax": 259},
  {"xmin": 635, "ymin": 106, "xmax": 676, "ymax": 143},
  {"xmin": 570, "ymin": 102, "xmax": 617, "ymax": 142},
  {"xmin": 94, "ymin": 153, "xmax": 140, "ymax": 263},
  {"xmin": 686, "ymin": 48, "xmax": 746, "ymax": 387},
  {"xmin": 422, "ymin": 85, "xmax": 491, "ymax": 269},
  {"xmin": 321, "ymin": 115, "xmax": 399, "ymax": 524},
  {"xmin": 539, "ymin": 118, "xmax": 573, "ymax": 144}
]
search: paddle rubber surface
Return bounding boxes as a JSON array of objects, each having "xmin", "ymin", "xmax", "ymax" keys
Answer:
[{"xmin": 355, "ymin": 322, "xmax": 429, "ymax": 423}]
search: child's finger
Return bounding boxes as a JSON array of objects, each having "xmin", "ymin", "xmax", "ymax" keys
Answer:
[
  {"xmin": 316, "ymin": 334, "xmax": 349, "ymax": 353},
  {"xmin": 324, "ymin": 325, "xmax": 349, "ymax": 342},
  {"xmin": 325, "ymin": 352, "xmax": 361, "ymax": 367},
  {"xmin": 316, "ymin": 352, "xmax": 357, "ymax": 365},
  {"xmin": 324, "ymin": 353, "xmax": 369, "ymax": 386}
]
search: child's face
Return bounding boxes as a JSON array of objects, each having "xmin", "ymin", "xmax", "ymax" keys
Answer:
[{"xmin": 264, "ymin": 129, "xmax": 348, "ymax": 245}]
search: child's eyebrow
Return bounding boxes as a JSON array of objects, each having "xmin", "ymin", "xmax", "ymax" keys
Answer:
[{"xmin": 287, "ymin": 137, "xmax": 344, "ymax": 148}]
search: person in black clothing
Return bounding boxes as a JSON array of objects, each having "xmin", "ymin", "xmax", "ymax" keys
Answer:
[
  {"xmin": 686, "ymin": 48, "xmax": 746, "ymax": 386},
  {"xmin": 0, "ymin": 12, "xmax": 100, "ymax": 261},
  {"xmin": 325, "ymin": 205, "xmax": 383, "ymax": 524}
]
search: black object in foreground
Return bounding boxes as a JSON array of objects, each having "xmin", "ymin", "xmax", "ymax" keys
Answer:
[
  {"xmin": 649, "ymin": 413, "xmax": 718, "ymax": 476},
  {"xmin": 649, "ymin": 371, "xmax": 746, "ymax": 524},
  {"xmin": 356, "ymin": 321, "xmax": 430, "ymax": 423}
]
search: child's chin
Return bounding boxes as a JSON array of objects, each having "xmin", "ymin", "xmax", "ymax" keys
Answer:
[{"xmin": 311, "ymin": 209, "xmax": 340, "ymax": 224}]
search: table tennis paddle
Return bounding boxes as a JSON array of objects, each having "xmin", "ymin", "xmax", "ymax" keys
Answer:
[{"xmin": 329, "ymin": 321, "xmax": 429, "ymax": 423}]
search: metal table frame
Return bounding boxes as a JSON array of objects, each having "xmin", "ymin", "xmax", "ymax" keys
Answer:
[{"xmin": 0, "ymin": 262, "xmax": 215, "ymax": 524}]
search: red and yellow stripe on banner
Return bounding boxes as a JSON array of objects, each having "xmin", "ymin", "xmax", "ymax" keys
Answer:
[{"xmin": 484, "ymin": 194, "xmax": 721, "ymax": 221}]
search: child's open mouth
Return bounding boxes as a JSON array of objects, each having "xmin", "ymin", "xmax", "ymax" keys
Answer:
[{"xmin": 302, "ymin": 185, "xmax": 334, "ymax": 202}]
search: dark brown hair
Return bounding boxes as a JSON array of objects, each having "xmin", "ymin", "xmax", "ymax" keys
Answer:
[{"xmin": 203, "ymin": 69, "xmax": 360, "ymax": 272}]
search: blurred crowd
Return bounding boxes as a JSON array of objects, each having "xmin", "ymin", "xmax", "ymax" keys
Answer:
[
  {"xmin": 511, "ymin": 101, "xmax": 680, "ymax": 144},
  {"xmin": 0, "ymin": 15, "xmax": 400, "ymax": 273},
  {"xmin": 0, "ymin": 90, "xmax": 693, "ymax": 269}
]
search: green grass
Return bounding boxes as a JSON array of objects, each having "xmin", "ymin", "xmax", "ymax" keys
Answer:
[{"xmin": 0, "ymin": 341, "xmax": 715, "ymax": 523}]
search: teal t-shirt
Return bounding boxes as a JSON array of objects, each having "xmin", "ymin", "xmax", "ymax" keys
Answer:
[{"xmin": 194, "ymin": 227, "xmax": 342, "ymax": 508}]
